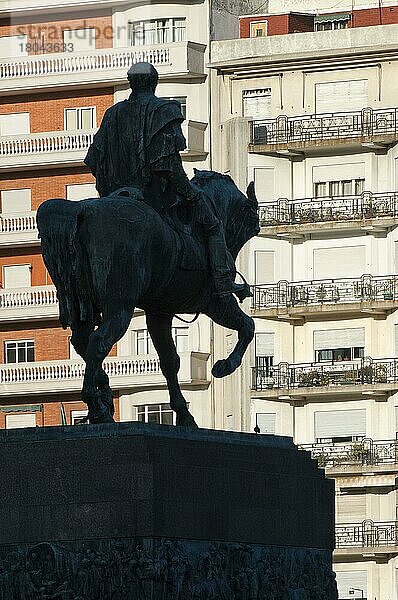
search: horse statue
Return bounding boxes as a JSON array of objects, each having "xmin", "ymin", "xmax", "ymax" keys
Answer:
[{"xmin": 37, "ymin": 170, "xmax": 260, "ymax": 427}]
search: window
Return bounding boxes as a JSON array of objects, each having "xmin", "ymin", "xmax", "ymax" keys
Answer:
[
  {"xmin": 315, "ymin": 409, "xmax": 366, "ymax": 444},
  {"xmin": 3, "ymin": 264, "xmax": 31, "ymax": 288},
  {"xmin": 243, "ymin": 89, "xmax": 271, "ymax": 119},
  {"xmin": 161, "ymin": 97, "xmax": 187, "ymax": 120},
  {"xmin": 315, "ymin": 79, "xmax": 368, "ymax": 113},
  {"xmin": 172, "ymin": 327, "xmax": 188, "ymax": 352},
  {"xmin": 5, "ymin": 340, "xmax": 34, "ymax": 364},
  {"xmin": 0, "ymin": 35, "xmax": 28, "ymax": 57},
  {"xmin": 5, "ymin": 413, "xmax": 36, "ymax": 429},
  {"xmin": 0, "ymin": 112, "xmax": 30, "ymax": 136},
  {"xmin": 250, "ymin": 21, "xmax": 267, "ymax": 37},
  {"xmin": 135, "ymin": 329, "xmax": 155, "ymax": 355},
  {"xmin": 71, "ymin": 410, "xmax": 88, "ymax": 425},
  {"xmin": 316, "ymin": 346, "xmax": 364, "ymax": 362},
  {"xmin": 314, "ymin": 178, "xmax": 364, "ymax": 198},
  {"xmin": 313, "ymin": 246, "xmax": 365, "ymax": 279},
  {"xmin": 315, "ymin": 18, "xmax": 349, "ymax": 31},
  {"xmin": 130, "ymin": 18, "xmax": 186, "ymax": 46},
  {"xmin": 1, "ymin": 189, "xmax": 31, "ymax": 214},
  {"xmin": 66, "ymin": 184, "xmax": 98, "ymax": 201},
  {"xmin": 63, "ymin": 28, "xmax": 95, "ymax": 51},
  {"xmin": 136, "ymin": 403, "xmax": 174, "ymax": 425},
  {"xmin": 255, "ymin": 413, "xmax": 276, "ymax": 434},
  {"xmin": 65, "ymin": 107, "xmax": 95, "ymax": 131}
]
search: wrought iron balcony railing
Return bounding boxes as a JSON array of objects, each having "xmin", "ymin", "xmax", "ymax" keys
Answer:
[
  {"xmin": 252, "ymin": 357, "xmax": 398, "ymax": 391},
  {"xmin": 251, "ymin": 107, "xmax": 398, "ymax": 145},
  {"xmin": 252, "ymin": 275, "xmax": 398, "ymax": 311},
  {"xmin": 336, "ymin": 520, "xmax": 398, "ymax": 549},
  {"xmin": 300, "ymin": 438, "xmax": 398, "ymax": 468},
  {"xmin": 258, "ymin": 191, "xmax": 398, "ymax": 228}
]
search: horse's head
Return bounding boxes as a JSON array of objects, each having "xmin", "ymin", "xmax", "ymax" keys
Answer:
[{"xmin": 192, "ymin": 170, "xmax": 260, "ymax": 259}]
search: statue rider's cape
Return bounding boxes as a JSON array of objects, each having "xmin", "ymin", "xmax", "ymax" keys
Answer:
[{"xmin": 84, "ymin": 93, "xmax": 186, "ymax": 197}]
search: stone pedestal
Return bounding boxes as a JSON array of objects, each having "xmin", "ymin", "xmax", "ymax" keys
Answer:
[{"xmin": 0, "ymin": 423, "xmax": 337, "ymax": 599}]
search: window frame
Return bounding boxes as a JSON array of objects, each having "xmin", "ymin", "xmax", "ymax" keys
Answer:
[
  {"xmin": 4, "ymin": 339, "xmax": 35, "ymax": 364},
  {"xmin": 316, "ymin": 346, "xmax": 364, "ymax": 363},
  {"xmin": 64, "ymin": 106, "xmax": 96, "ymax": 131},
  {"xmin": 136, "ymin": 403, "xmax": 175, "ymax": 425},
  {"xmin": 314, "ymin": 178, "xmax": 365, "ymax": 198},
  {"xmin": 129, "ymin": 18, "xmax": 186, "ymax": 46},
  {"xmin": 249, "ymin": 20, "xmax": 268, "ymax": 38}
]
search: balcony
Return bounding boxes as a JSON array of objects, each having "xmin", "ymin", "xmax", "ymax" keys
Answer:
[
  {"xmin": 249, "ymin": 107, "xmax": 398, "ymax": 155},
  {"xmin": 0, "ymin": 129, "xmax": 95, "ymax": 171},
  {"xmin": 0, "ymin": 286, "xmax": 58, "ymax": 322},
  {"xmin": 0, "ymin": 211, "xmax": 38, "ymax": 247},
  {"xmin": 0, "ymin": 351, "xmax": 210, "ymax": 398},
  {"xmin": 258, "ymin": 191, "xmax": 398, "ymax": 238},
  {"xmin": 335, "ymin": 520, "xmax": 398, "ymax": 557},
  {"xmin": 301, "ymin": 438, "xmax": 398, "ymax": 469},
  {"xmin": 0, "ymin": 42, "xmax": 206, "ymax": 95},
  {"xmin": 251, "ymin": 357, "xmax": 398, "ymax": 402},
  {"xmin": 252, "ymin": 275, "xmax": 398, "ymax": 321}
]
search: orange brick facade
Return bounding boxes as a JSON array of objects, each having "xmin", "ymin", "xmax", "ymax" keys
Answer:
[
  {"xmin": 0, "ymin": 168, "xmax": 96, "ymax": 211},
  {"xmin": 240, "ymin": 5, "xmax": 398, "ymax": 38},
  {"xmin": 0, "ymin": 89, "xmax": 114, "ymax": 134},
  {"xmin": 0, "ymin": 12, "xmax": 113, "ymax": 53}
]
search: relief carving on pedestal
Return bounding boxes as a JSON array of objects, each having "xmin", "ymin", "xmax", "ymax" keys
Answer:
[{"xmin": 0, "ymin": 539, "xmax": 338, "ymax": 600}]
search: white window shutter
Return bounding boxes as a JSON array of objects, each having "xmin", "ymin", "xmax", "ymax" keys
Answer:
[
  {"xmin": 0, "ymin": 35, "xmax": 27, "ymax": 57},
  {"xmin": 243, "ymin": 89, "xmax": 271, "ymax": 119},
  {"xmin": 66, "ymin": 184, "xmax": 98, "ymax": 201},
  {"xmin": 314, "ymin": 409, "xmax": 366, "ymax": 439},
  {"xmin": 3, "ymin": 264, "xmax": 31, "ymax": 289},
  {"xmin": 5, "ymin": 413, "xmax": 36, "ymax": 429},
  {"xmin": 313, "ymin": 246, "xmax": 365, "ymax": 279},
  {"xmin": 336, "ymin": 570, "xmax": 367, "ymax": 598},
  {"xmin": 253, "ymin": 167, "xmax": 275, "ymax": 202},
  {"xmin": 313, "ymin": 328, "xmax": 365, "ymax": 351},
  {"xmin": 255, "ymin": 332, "xmax": 274, "ymax": 356},
  {"xmin": 315, "ymin": 79, "xmax": 368, "ymax": 113},
  {"xmin": 336, "ymin": 495, "xmax": 366, "ymax": 523},
  {"xmin": 256, "ymin": 413, "xmax": 276, "ymax": 434},
  {"xmin": 63, "ymin": 29, "xmax": 95, "ymax": 51},
  {"xmin": 0, "ymin": 113, "xmax": 30, "ymax": 136},
  {"xmin": 1, "ymin": 189, "xmax": 31, "ymax": 214}
]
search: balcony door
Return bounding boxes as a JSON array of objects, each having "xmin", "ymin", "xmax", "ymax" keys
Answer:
[
  {"xmin": 314, "ymin": 409, "xmax": 366, "ymax": 444},
  {"xmin": 335, "ymin": 571, "xmax": 367, "ymax": 599},
  {"xmin": 0, "ymin": 112, "xmax": 30, "ymax": 137},
  {"xmin": 65, "ymin": 107, "xmax": 95, "ymax": 131}
]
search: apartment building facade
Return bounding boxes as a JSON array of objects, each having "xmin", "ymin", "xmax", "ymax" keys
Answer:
[
  {"xmin": 210, "ymin": 7, "xmax": 398, "ymax": 599},
  {"xmin": 0, "ymin": 0, "xmax": 216, "ymax": 428}
]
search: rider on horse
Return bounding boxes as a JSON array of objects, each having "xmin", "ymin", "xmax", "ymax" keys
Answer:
[{"xmin": 84, "ymin": 62, "xmax": 251, "ymax": 302}]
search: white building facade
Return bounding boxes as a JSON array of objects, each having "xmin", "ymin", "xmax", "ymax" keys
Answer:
[{"xmin": 210, "ymin": 20, "xmax": 398, "ymax": 600}]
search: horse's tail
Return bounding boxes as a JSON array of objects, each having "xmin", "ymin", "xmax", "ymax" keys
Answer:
[{"xmin": 37, "ymin": 199, "xmax": 99, "ymax": 329}]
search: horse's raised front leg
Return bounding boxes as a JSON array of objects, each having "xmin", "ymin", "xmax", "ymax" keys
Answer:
[
  {"xmin": 205, "ymin": 296, "xmax": 255, "ymax": 378},
  {"xmin": 82, "ymin": 308, "xmax": 133, "ymax": 424},
  {"xmin": 70, "ymin": 321, "xmax": 114, "ymax": 421},
  {"xmin": 146, "ymin": 312, "xmax": 198, "ymax": 428}
]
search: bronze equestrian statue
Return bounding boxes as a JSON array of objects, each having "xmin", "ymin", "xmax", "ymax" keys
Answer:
[{"xmin": 37, "ymin": 63, "xmax": 259, "ymax": 427}]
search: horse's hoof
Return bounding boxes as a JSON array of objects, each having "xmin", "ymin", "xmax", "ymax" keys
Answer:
[
  {"xmin": 176, "ymin": 410, "xmax": 199, "ymax": 428},
  {"xmin": 212, "ymin": 358, "xmax": 240, "ymax": 378}
]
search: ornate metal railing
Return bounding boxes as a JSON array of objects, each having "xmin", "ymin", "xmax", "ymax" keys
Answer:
[
  {"xmin": 252, "ymin": 275, "xmax": 398, "ymax": 310},
  {"xmin": 300, "ymin": 438, "xmax": 398, "ymax": 467},
  {"xmin": 336, "ymin": 520, "xmax": 398, "ymax": 548},
  {"xmin": 252, "ymin": 357, "xmax": 398, "ymax": 391},
  {"xmin": 258, "ymin": 191, "xmax": 398, "ymax": 227},
  {"xmin": 251, "ymin": 107, "xmax": 398, "ymax": 145},
  {"xmin": 0, "ymin": 130, "xmax": 96, "ymax": 157}
]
